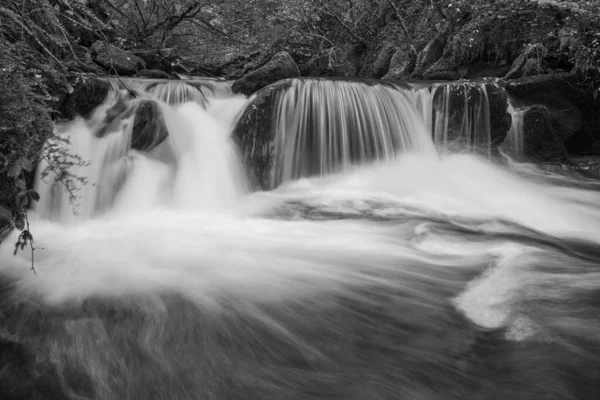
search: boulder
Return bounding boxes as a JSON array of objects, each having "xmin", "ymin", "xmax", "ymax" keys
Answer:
[
  {"xmin": 63, "ymin": 78, "xmax": 113, "ymax": 119},
  {"xmin": 382, "ymin": 50, "xmax": 415, "ymax": 80},
  {"xmin": 131, "ymin": 101, "xmax": 169, "ymax": 151},
  {"xmin": 232, "ymin": 52, "xmax": 300, "ymax": 96},
  {"xmin": 372, "ymin": 43, "xmax": 396, "ymax": 78},
  {"xmin": 504, "ymin": 44, "xmax": 548, "ymax": 80},
  {"xmin": 485, "ymin": 82, "xmax": 512, "ymax": 148},
  {"xmin": 432, "ymin": 81, "xmax": 510, "ymax": 155},
  {"xmin": 411, "ymin": 35, "xmax": 447, "ymax": 79},
  {"xmin": 132, "ymin": 69, "xmax": 174, "ymax": 79},
  {"xmin": 522, "ymin": 105, "xmax": 568, "ymax": 161},
  {"xmin": 424, "ymin": 55, "xmax": 460, "ymax": 81},
  {"xmin": 91, "ymin": 41, "xmax": 146, "ymax": 76},
  {"xmin": 506, "ymin": 73, "xmax": 599, "ymax": 154},
  {"xmin": 232, "ymin": 80, "xmax": 293, "ymax": 189}
]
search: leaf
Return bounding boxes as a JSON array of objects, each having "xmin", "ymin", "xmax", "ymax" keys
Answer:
[
  {"xmin": 18, "ymin": 157, "xmax": 33, "ymax": 172},
  {"xmin": 27, "ymin": 190, "xmax": 40, "ymax": 202},
  {"xmin": 0, "ymin": 205, "xmax": 13, "ymax": 224},
  {"xmin": 7, "ymin": 162, "xmax": 22, "ymax": 178},
  {"xmin": 16, "ymin": 192, "xmax": 29, "ymax": 209},
  {"xmin": 15, "ymin": 179, "xmax": 26, "ymax": 190}
]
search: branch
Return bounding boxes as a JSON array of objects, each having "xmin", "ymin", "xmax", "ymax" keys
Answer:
[
  {"xmin": 316, "ymin": 0, "xmax": 367, "ymax": 45},
  {"xmin": 385, "ymin": 0, "xmax": 417, "ymax": 56}
]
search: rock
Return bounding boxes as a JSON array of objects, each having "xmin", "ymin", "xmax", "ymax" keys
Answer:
[
  {"xmin": 372, "ymin": 44, "xmax": 395, "ymax": 78},
  {"xmin": 232, "ymin": 80, "xmax": 293, "ymax": 189},
  {"xmin": 63, "ymin": 78, "xmax": 113, "ymax": 119},
  {"xmin": 485, "ymin": 82, "xmax": 512, "ymax": 149},
  {"xmin": 382, "ymin": 50, "xmax": 415, "ymax": 80},
  {"xmin": 522, "ymin": 105, "xmax": 568, "ymax": 161},
  {"xmin": 131, "ymin": 101, "xmax": 169, "ymax": 151},
  {"xmin": 232, "ymin": 52, "xmax": 301, "ymax": 96},
  {"xmin": 506, "ymin": 73, "xmax": 599, "ymax": 154},
  {"xmin": 504, "ymin": 44, "xmax": 547, "ymax": 80},
  {"xmin": 432, "ymin": 81, "xmax": 509, "ymax": 155},
  {"xmin": 64, "ymin": 59, "xmax": 106, "ymax": 74},
  {"xmin": 411, "ymin": 35, "xmax": 447, "ymax": 78},
  {"xmin": 423, "ymin": 55, "xmax": 460, "ymax": 80},
  {"xmin": 132, "ymin": 69, "xmax": 174, "ymax": 79},
  {"xmin": 91, "ymin": 41, "xmax": 146, "ymax": 76}
]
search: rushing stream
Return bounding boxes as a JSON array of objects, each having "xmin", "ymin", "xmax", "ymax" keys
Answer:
[{"xmin": 1, "ymin": 78, "xmax": 599, "ymax": 399}]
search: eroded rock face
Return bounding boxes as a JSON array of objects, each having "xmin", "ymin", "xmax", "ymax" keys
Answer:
[
  {"xmin": 91, "ymin": 41, "xmax": 146, "ymax": 76},
  {"xmin": 232, "ymin": 52, "xmax": 300, "ymax": 96}
]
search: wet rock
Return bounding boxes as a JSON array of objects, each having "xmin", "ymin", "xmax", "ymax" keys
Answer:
[
  {"xmin": 232, "ymin": 52, "xmax": 300, "ymax": 96},
  {"xmin": 485, "ymin": 82, "xmax": 512, "ymax": 149},
  {"xmin": 232, "ymin": 80, "xmax": 292, "ymax": 189},
  {"xmin": 522, "ymin": 105, "xmax": 569, "ymax": 161},
  {"xmin": 131, "ymin": 101, "xmax": 169, "ymax": 152},
  {"xmin": 506, "ymin": 72, "xmax": 599, "ymax": 154},
  {"xmin": 91, "ymin": 41, "xmax": 146, "ymax": 76}
]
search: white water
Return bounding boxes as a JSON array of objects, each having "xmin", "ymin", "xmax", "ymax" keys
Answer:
[{"xmin": 4, "ymin": 78, "xmax": 600, "ymax": 348}]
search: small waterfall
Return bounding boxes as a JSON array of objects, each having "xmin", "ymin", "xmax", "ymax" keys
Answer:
[
  {"xmin": 502, "ymin": 98, "xmax": 525, "ymax": 159},
  {"xmin": 235, "ymin": 78, "xmax": 437, "ymax": 189},
  {"xmin": 431, "ymin": 82, "xmax": 492, "ymax": 157},
  {"xmin": 34, "ymin": 80, "xmax": 249, "ymax": 223}
]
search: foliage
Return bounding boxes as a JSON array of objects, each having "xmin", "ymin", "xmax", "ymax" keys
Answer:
[{"xmin": 0, "ymin": 40, "xmax": 87, "ymax": 269}]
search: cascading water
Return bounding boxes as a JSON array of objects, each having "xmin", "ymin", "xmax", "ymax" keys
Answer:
[
  {"xmin": 2, "ymin": 77, "xmax": 600, "ymax": 400},
  {"xmin": 502, "ymin": 98, "xmax": 526, "ymax": 159},
  {"xmin": 431, "ymin": 81, "xmax": 492, "ymax": 157}
]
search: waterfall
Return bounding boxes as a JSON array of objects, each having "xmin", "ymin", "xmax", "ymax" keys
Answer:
[
  {"xmin": 234, "ymin": 79, "xmax": 506, "ymax": 189},
  {"xmin": 502, "ymin": 98, "xmax": 526, "ymax": 159},
  {"xmin": 3, "ymin": 76, "xmax": 600, "ymax": 400},
  {"xmin": 34, "ymin": 79, "xmax": 249, "ymax": 223},
  {"xmin": 431, "ymin": 82, "xmax": 492, "ymax": 157}
]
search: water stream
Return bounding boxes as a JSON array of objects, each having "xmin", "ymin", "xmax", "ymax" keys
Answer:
[{"xmin": 1, "ymin": 77, "xmax": 599, "ymax": 399}]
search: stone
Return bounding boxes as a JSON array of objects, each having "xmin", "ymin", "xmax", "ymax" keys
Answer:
[
  {"xmin": 522, "ymin": 105, "xmax": 569, "ymax": 161},
  {"xmin": 91, "ymin": 41, "xmax": 146, "ymax": 76},
  {"xmin": 506, "ymin": 73, "xmax": 599, "ymax": 154},
  {"xmin": 504, "ymin": 44, "xmax": 547, "ymax": 80},
  {"xmin": 232, "ymin": 52, "xmax": 300, "ymax": 96},
  {"xmin": 132, "ymin": 69, "xmax": 174, "ymax": 79},
  {"xmin": 131, "ymin": 101, "xmax": 169, "ymax": 152},
  {"xmin": 63, "ymin": 78, "xmax": 112, "ymax": 119},
  {"xmin": 411, "ymin": 35, "xmax": 447, "ymax": 79},
  {"xmin": 382, "ymin": 50, "xmax": 415, "ymax": 80}
]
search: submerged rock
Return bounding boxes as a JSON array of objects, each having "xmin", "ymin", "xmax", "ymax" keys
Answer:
[{"xmin": 232, "ymin": 52, "xmax": 300, "ymax": 96}]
